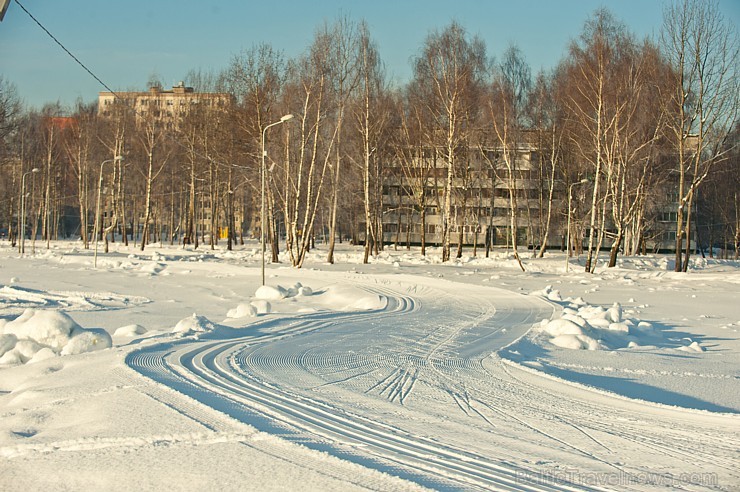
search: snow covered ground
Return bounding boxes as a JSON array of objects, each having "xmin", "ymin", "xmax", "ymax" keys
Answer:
[{"xmin": 0, "ymin": 240, "xmax": 738, "ymax": 491}]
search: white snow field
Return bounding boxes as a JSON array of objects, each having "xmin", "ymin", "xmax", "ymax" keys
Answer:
[{"xmin": 0, "ymin": 241, "xmax": 738, "ymax": 491}]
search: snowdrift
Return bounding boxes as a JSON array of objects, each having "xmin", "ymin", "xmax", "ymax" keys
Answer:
[
  {"xmin": 225, "ymin": 282, "xmax": 383, "ymax": 320},
  {"xmin": 0, "ymin": 309, "xmax": 112, "ymax": 364},
  {"xmin": 530, "ymin": 285, "xmax": 704, "ymax": 352}
]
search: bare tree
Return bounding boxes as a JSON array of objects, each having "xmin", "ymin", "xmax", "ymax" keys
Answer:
[
  {"xmin": 603, "ymin": 40, "xmax": 672, "ymax": 267},
  {"xmin": 97, "ymin": 98, "xmax": 132, "ymax": 250},
  {"xmin": 395, "ymin": 93, "xmax": 436, "ymax": 255},
  {"xmin": 277, "ymin": 40, "xmax": 338, "ymax": 268},
  {"xmin": 699, "ymin": 122, "xmax": 739, "ymax": 258},
  {"xmin": 320, "ymin": 16, "xmax": 363, "ymax": 264},
  {"xmin": 354, "ymin": 21, "xmax": 391, "ymax": 263},
  {"xmin": 225, "ymin": 44, "xmax": 286, "ymax": 256},
  {"xmin": 410, "ymin": 21, "xmax": 487, "ymax": 262},
  {"xmin": 561, "ymin": 9, "xmax": 633, "ymax": 273},
  {"xmin": 661, "ymin": 0, "xmax": 738, "ymax": 271},
  {"xmin": 62, "ymin": 101, "xmax": 98, "ymax": 248},
  {"xmin": 0, "ymin": 76, "xmax": 22, "ymax": 243},
  {"xmin": 0, "ymin": 76, "xmax": 21, "ymax": 146},
  {"xmin": 136, "ymin": 107, "xmax": 173, "ymax": 251},
  {"xmin": 488, "ymin": 45, "xmax": 531, "ymax": 271},
  {"xmin": 528, "ymin": 69, "xmax": 566, "ymax": 258}
]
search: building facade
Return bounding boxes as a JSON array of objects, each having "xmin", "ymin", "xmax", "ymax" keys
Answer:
[
  {"xmin": 97, "ymin": 83, "xmax": 239, "ymax": 243},
  {"xmin": 377, "ymin": 141, "xmax": 553, "ymax": 250},
  {"xmin": 98, "ymin": 82, "xmax": 232, "ymax": 128},
  {"xmin": 374, "ymin": 141, "xmax": 693, "ymax": 254}
]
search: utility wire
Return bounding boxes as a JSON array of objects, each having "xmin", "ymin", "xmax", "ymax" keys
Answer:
[
  {"xmin": 13, "ymin": 0, "xmax": 243, "ymax": 174},
  {"xmin": 14, "ymin": 0, "xmax": 118, "ymax": 97}
]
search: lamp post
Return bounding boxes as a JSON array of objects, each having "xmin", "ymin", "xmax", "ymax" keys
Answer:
[
  {"xmin": 565, "ymin": 178, "xmax": 589, "ymax": 272},
  {"xmin": 94, "ymin": 156, "xmax": 123, "ymax": 268},
  {"xmin": 261, "ymin": 114, "xmax": 293, "ymax": 285},
  {"xmin": 19, "ymin": 167, "xmax": 40, "ymax": 256}
]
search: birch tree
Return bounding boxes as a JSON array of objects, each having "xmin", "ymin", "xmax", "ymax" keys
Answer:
[
  {"xmin": 396, "ymin": 92, "xmax": 436, "ymax": 255},
  {"xmin": 63, "ymin": 102, "xmax": 97, "ymax": 248},
  {"xmin": 0, "ymin": 77, "xmax": 22, "ymax": 244},
  {"xmin": 277, "ymin": 41, "xmax": 337, "ymax": 268},
  {"xmin": 411, "ymin": 21, "xmax": 487, "ymax": 262},
  {"xmin": 322, "ymin": 17, "xmax": 362, "ymax": 264},
  {"xmin": 561, "ymin": 9, "xmax": 630, "ymax": 273},
  {"xmin": 354, "ymin": 21, "xmax": 390, "ymax": 263},
  {"xmin": 661, "ymin": 0, "xmax": 738, "ymax": 271},
  {"xmin": 136, "ymin": 107, "xmax": 172, "ymax": 251},
  {"xmin": 225, "ymin": 44, "xmax": 285, "ymax": 254},
  {"xmin": 528, "ymin": 70, "xmax": 565, "ymax": 257},
  {"xmin": 489, "ymin": 45, "xmax": 531, "ymax": 271}
]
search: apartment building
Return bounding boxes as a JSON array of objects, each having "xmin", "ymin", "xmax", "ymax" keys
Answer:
[
  {"xmin": 98, "ymin": 82, "xmax": 232, "ymax": 127},
  {"xmin": 376, "ymin": 141, "xmax": 692, "ymax": 254},
  {"xmin": 378, "ymin": 140, "xmax": 551, "ymax": 250},
  {"xmin": 97, "ymin": 83, "xmax": 237, "ymax": 243}
]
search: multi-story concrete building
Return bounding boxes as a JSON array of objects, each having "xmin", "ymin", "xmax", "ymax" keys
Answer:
[
  {"xmin": 378, "ymin": 140, "xmax": 552, "ymax": 250},
  {"xmin": 97, "ymin": 83, "xmax": 238, "ymax": 243},
  {"xmin": 375, "ymin": 139, "xmax": 693, "ymax": 254},
  {"xmin": 98, "ymin": 82, "xmax": 232, "ymax": 128}
]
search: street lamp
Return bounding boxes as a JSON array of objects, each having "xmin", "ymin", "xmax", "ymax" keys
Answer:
[
  {"xmin": 565, "ymin": 178, "xmax": 589, "ymax": 272},
  {"xmin": 19, "ymin": 167, "xmax": 40, "ymax": 256},
  {"xmin": 261, "ymin": 114, "xmax": 293, "ymax": 285},
  {"xmin": 94, "ymin": 156, "xmax": 123, "ymax": 268}
]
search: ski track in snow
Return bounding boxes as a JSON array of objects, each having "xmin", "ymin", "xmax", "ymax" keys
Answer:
[
  {"xmin": 0, "ymin": 284, "xmax": 150, "ymax": 314},
  {"xmin": 125, "ymin": 274, "xmax": 739, "ymax": 491}
]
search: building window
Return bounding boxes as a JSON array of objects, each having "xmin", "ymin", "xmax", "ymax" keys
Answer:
[{"xmin": 659, "ymin": 212, "xmax": 678, "ymax": 222}]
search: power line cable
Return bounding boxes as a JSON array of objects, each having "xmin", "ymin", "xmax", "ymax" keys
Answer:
[
  {"xmin": 13, "ymin": 0, "xmax": 118, "ymax": 97},
  {"xmin": 13, "ymin": 0, "xmax": 245, "ymax": 174}
]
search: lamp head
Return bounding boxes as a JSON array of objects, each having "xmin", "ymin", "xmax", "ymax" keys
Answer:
[{"xmin": 280, "ymin": 114, "xmax": 294, "ymax": 122}]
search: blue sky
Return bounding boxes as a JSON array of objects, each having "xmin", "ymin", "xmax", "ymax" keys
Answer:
[{"xmin": 1, "ymin": 0, "xmax": 738, "ymax": 110}]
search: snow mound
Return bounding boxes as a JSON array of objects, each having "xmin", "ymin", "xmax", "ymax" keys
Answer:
[
  {"xmin": 0, "ymin": 309, "xmax": 112, "ymax": 365},
  {"xmin": 542, "ymin": 318, "xmax": 587, "ymax": 337},
  {"xmin": 678, "ymin": 341, "xmax": 706, "ymax": 353},
  {"xmin": 172, "ymin": 314, "xmax": 216, "ymax": 335},
  {"xmin": 226, "ymin": 303, "xmax": 258, "ymax": 319},
  {"xmin": 114, "ymin": 324, "xmax": 148, "ymax": 337},
  {"xmin": 320, "ymin": 285, "xmax": 385, "ymax": 311},
  {"xmin": 535, "ymin": 293, "xmax": 704, "ymax": 353},
  {"xmin": 237, "ymin": 282, "xmax": 384, "ymax": 316},
  {"xmin": 255, "ymin": 283, "xmax": 314, "ymax": 302},
  {"xmin": 530, "ymin": 285, "xmax": 563, "ymax": 301},
  {"xmin": 551, "ymin": 334, "xmax": 604, "ymax": 351},
  {"xmin": 250, "ymin": 300, "xmax": 272, "ymax": 315},
  {"xmin": 140, "ymin": 262, "xmax": 166, "ymax": 275},
  {"xmin": 3, "ymin": 309, "xmax": 80, "ymax": 350},
  {"xmin": 255, "ymin": 285, "xmax": 287, "ymax": 300},
  {"xmin": 61, "ymin": 329, "xmax": 113, "ymax": 356}
]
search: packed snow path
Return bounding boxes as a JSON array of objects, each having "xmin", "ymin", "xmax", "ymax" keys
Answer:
[{"xmin": 127, "ymin": 273, "xmax": 739, "ymax": 491}]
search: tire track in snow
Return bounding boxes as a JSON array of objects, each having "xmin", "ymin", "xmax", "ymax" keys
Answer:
[
  {"xmin": 496, "ymin": 359, "xmax": 740, "ymax": 478},
  {"xmin": 127, "ymin": 278, "xmax": 587, "ymax": 491},
  {"xmin": 127, "ymin": 273, "xmax": 740, "ymax": 490}
]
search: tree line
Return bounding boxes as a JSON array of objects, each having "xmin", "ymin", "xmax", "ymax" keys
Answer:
[{"xmin": 0, "ymin": 0, "xmax": 737, "ymax": 272}]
